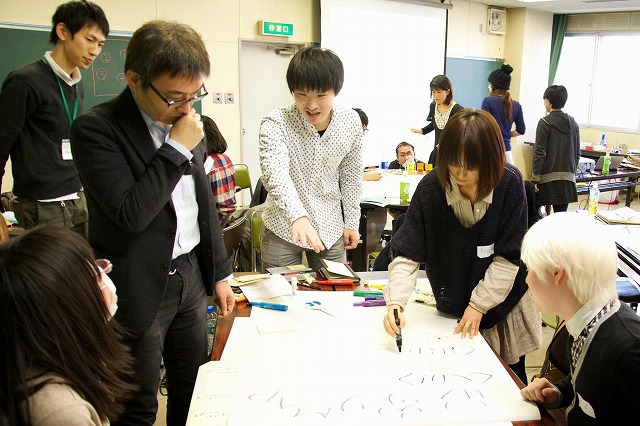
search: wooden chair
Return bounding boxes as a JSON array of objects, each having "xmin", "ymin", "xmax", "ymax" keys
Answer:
[
  {"xmin": 233, "ymin": 164, "xmax": 253, "ymax": 205},
  {"xmin": 222, "ymin": 214, "xmax": 247, "ymax": 261}
]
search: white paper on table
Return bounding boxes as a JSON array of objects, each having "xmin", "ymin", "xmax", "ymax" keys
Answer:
[
  {"xmin": 240, "ymin": 274, "xmax": 293, "ymax": 302},
  {"xmin": 185, "ymin": 361, "xmax": 239, "ymax": 426}
]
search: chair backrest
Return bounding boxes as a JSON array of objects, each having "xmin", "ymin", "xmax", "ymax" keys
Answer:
[
  {"xmin": 222, "ymin": 214, "xmax": 247, "ymax": 259},
  {"xmin": 538, "ymin": 320, "xmax": 570, "ymax": 381},
  {"xmin": 250, "ymin": 210, "xmax": 263, "ymax": 272},
  {"xmin": 233, "ymin": 164, "xmax": 253, "ymax": 203}
]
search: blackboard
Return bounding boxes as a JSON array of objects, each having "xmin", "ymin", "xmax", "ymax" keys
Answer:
[
  {"xmin": 445, "ymin": 57, "xmax": 504, "ymax": 110},
  {"xmin": 0, "ymin": 24, "xmax": 131, "ymax": 111}
]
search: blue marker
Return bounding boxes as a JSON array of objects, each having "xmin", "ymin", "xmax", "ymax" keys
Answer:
[{"xmin": 250, "ymin": 301, "xmax": 289, "ymax": 311}]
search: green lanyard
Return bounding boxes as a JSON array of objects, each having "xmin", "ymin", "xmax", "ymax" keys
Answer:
[{"xmin": 42, "ymin": 56, "xmax": 78, "ymax": 126}]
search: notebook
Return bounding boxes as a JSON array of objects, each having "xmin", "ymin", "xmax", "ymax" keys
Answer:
[
  {"xmin": 317, "ymin": 258, "xmax": 360, "ymax": 282},
  {"xmin": 594, "ymin": 155, "xmax": 624, "ymax": 171}
]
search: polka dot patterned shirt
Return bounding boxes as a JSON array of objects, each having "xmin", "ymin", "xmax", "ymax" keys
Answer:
[{"xmin": 259, "ymin": 103, "xmax": 363, "ymax": 248}]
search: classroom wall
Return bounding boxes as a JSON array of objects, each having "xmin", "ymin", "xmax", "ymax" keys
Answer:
[{"xmin": 2, "ymin": 0, "xmax": 638, "ymax": 192}]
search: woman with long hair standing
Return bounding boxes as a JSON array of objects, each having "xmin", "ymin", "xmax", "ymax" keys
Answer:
[
  {"xmin": 481, "ymin": 64, "xmax": 525, "ymax": 165},
  {"xmin": 411, "ymin": 75, "xmax": 464, "ymax": 166}
]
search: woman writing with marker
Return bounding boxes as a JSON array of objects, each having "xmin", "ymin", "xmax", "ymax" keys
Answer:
[{"xmin": 383, "ymin": 109, "xmax": 541, "ymax": 385}]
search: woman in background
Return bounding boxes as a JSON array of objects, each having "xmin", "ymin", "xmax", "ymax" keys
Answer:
[
  {"xmin": 481, "ymin": 64, "xmax": 525, "ymax": 165},
  {"xmin": 383, "ymin": 109, "xmax": 541, "ymax": 385},
  {"xmin": 0, "ymin": 226, "xmax": 135, "ymax": 425},
  {"xmin": 411, "ymin": 75, "xmax": 464, "ymax": 166},
  {"xmin": 203, "ymin": 115, "xmax": 237, "ymax": 227},
  {"xmin": 531, "ymin": 85, "xmax": 581, "ymax": 215}
]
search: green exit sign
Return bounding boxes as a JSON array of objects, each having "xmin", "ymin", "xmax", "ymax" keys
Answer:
[{"xmin": 259, "ymin": 21, "xmax": 294, "ymax": 37}]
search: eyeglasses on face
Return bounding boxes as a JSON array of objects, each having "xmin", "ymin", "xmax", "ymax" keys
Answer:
[
  {"xmin": 146, "ymin": 80, "xmax": 208, "ymax": 109},
  {"xmin": 96, "ymin": 258, "xmax": 113, "ymax": 274}
]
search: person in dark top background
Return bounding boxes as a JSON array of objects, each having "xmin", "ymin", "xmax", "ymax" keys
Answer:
[
  {"xmin": 0, "ymin": 0, "xmax": 109, "ymax": 238},
  {"xmin": 530, "ymin": 85, "xmax": 580, "ymax": 215},
  {"xmin": 387, "ymin": 141, "xmax": 425, "ymax": 170}
]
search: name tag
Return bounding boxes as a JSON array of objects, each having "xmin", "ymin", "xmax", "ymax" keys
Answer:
[
  {"xmin": 61, "ymin": 139, "xmax": 73, "ymax": 160},
  {"xmin": 477, "ymin": 243, "xmax": 494, "ymax": 258}
]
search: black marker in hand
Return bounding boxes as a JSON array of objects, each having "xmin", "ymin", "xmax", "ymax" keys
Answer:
[{"xmin": 394, "ymin": 308, "xmax": 402, "ymax": 353}]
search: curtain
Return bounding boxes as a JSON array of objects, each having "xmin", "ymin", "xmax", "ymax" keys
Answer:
[{"xmin": 548, "ymin": 14, "xmax": 568, "ymax": 86}]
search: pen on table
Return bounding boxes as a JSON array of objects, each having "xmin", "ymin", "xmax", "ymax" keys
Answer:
[
  {"xmin": 353, "ymin": 299, "xmax": 387, "ymax": 307},
  {"xmin": 353, "ymin": 290, "xmax": 383, "ymax": 297},
  {"xmin": 364, "ymin": 295, "xmax": 385, "ymax": 301},
  {"xmin": 297, "ymin": 281, "xmax": 321, "ymax": 290},
  {"xmin": 394, "ymin": 308, "xmax": 402, "ymax": 353},
  {"xmin": 316, "ymin": 279, "xmax": 356, "ymax": 286},
  {"xmin": 369, "ymin": 283, "xmax": 385, "ymax": 290},
  {"xmin": 249, "ymin": 301, "xmax": 289, "ymax": 311}
]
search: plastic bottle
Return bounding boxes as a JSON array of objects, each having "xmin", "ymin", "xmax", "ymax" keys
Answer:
[
  {"xmin": 602, "ymin": 152, "xmax": 611, "ymax": 176},
  {"xmin": 406, "ymin": 154, "xmax": 415, "ymax": 174},
  {"xmin": 599, "ymin": 134, "xmax": 606, "ymax": 148},
  {"xmin": 206, "ymin": 305, "xmax": 217, "ymax": 356},
  {"xmin": 587, "ymin": 182, "xmax": 599, "ymax": 216}
]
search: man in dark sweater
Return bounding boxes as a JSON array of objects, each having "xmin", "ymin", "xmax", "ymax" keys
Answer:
[
  {"xmin": 521, "ymin": 213, "xmax": 640, "ymax": 424},
  {"xmin": 0, "ymin": 1, "xmax": 109, "ymax": 238}
]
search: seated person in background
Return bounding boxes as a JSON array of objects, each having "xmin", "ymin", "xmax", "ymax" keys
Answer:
[
  {"xmin": 387, "ymin": 141, "xmax": 425, "ymax": 170},
  {"xmin": 203, "ymin": 115, "xmax": 236, "ymax": 227},
  {"xmin": 353, "ymin": 107, "xmax": 382, "ymax": 181},
  {"xmin": 0, "ymin": 226, "xmax": 136, "ymax": 425},
  {"xmin": 520, "ymin": 212, "xmax": 640, "ymax": 423}
]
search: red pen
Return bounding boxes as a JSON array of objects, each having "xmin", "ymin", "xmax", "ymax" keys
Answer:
[{"xmin": 316, "ymin": 280, "xmax": 356, "ymax": 286}]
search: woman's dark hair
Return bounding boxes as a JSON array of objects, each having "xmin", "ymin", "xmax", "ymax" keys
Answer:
[
  {"xmin": 286, "ymin": 46, "xmax": 344, "ymax": 95},
  {"xmin": 202, "ymin": 115, "xmax": 228, "ymax": 155},
  {"xmin": 49, "ymin": 0, "xmax": 110, "ymax": 44},
  {"xmin": 436, "ymin": 109, "xmax": 505, "ymax": 200},
  {"xmin": 543, "ymin": 85, "xmax": 568, "ymax": 109},
  {"xmin": 430, "ymin": 75, "xmax": 454, "ymax": 105},
  {"xmin": 0, "ymin": 226, "xmax": 135, "ymax": 425}
]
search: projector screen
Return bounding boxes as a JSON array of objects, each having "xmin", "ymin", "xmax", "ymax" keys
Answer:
[{"xmin": 321, "ymin": 0, "xmax": 448, "ymax": 167}]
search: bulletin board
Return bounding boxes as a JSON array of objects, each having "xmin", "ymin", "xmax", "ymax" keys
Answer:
[{"xmin": 445, "ymin": 57, "xmax": 504, "ymax": 110}]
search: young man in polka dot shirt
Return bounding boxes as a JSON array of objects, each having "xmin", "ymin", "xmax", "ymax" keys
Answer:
[{"xmin": 258, "ymin": 46, "xmax": 363, "ymax": 271}]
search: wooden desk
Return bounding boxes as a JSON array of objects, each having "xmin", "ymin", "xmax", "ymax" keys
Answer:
[
  {"xmin": 576, "ymin": 169, "xmax": 640, "ymax": 207},
  {"xmin": 210, "ymin": 276, "xmax": 561, "ymax": 425}
]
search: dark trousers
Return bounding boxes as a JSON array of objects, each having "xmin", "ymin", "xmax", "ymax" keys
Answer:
[{"xmin": 114, "ymin": 251, "xmax": 208, "ymax": 426}]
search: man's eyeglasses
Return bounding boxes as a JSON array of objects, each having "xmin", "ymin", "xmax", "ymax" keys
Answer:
[{"xmin": 146, "ymin": 80, "xmax": 208, "ymax": 109}]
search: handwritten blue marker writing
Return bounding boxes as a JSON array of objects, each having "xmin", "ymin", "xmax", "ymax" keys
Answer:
[{"xmin": 250, "ymin": 301, "xmax": 289, "ymax": 311}]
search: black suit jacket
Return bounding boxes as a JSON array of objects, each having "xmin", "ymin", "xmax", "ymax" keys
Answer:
[{"xmin": 70, "ymin": 87, "xmax": 232, "ymax": 334}]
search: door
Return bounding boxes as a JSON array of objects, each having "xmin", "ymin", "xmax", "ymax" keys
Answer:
[{"xmin": 239, "ymin": 42, "xmax": 300, "ymax": 196}]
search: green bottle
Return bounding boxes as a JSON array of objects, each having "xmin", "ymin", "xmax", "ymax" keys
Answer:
[{"xmin": 602, "ymin": 152, "xmax": 611, "ymax": 176}]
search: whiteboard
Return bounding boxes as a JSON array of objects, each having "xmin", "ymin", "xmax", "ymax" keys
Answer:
[
  {"xmin": 320, "ymin": 0, "xmax": 447, "ymax": 169},
  {"xmin": 187, "ymin": 292, "xmax": 540, "ymax": 425}
]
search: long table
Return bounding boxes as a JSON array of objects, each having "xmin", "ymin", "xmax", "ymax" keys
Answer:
[
  {"xmin": 205, "ymin": 273, "xmax": 563, "ymax": 426},
  {"xmin": 576, "ymin": 169, "xmax": 640, "ymax": 207}
]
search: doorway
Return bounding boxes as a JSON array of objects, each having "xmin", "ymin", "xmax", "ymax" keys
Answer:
[{"xmin": 239, "ymin": 42, "xmax": 302, "ymax": 194}]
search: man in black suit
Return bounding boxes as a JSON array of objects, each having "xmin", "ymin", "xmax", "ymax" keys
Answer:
[{"xmin": 70, "ymin": 20, "xmax": 235, "ymax": 426}]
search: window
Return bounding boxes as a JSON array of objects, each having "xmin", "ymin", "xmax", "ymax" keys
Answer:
[{"xmin": 554, "ymin": 33, "xmax": 640, "ymax": 131}]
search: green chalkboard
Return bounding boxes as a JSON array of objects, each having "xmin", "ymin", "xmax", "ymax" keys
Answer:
[
  {"xmin": 445, "ymin": 57, "xmax": 504, "ymax": 110},
  {"xmin": 0, "ymin": 24, "xmax": 131, "ymax": 111}
]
